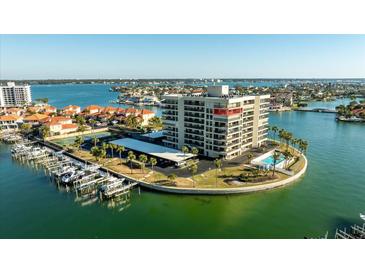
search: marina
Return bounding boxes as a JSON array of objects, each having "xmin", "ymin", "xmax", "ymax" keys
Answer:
[{"xmin": 10, "ymin": 139, "xmax": 136, "ymax": 208}]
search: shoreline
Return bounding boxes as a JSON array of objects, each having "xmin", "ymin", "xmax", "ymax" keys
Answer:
[{"xmin": 38, "ymin": 139, "xmax": 308, "ymax": 195}]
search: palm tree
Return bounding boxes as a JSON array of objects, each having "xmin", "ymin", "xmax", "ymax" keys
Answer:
[
  {"xmin": 101, "ymin": 142, "xmax": 108, "ymax": 156},
  {"xmin": 189, "ymin": 163, "xmax": 198, "ymax": 187},
  {"xmin": 92, "ymin": 136, "xmax": 99, "ymax": 147},
  {"xmin": 246, "ymin": 153, "xmax": 253, "ymax": 164},
  {"xmin": 116, "ymin": 145, "xmax": 125, "ymax": 164},
  {"xmin": 91, "ymin": 146, "xmax": 100, "ymax": 162},
  {"xmin": 127, "ymin": 151, "xmax": 136, "ymax": 173},
  {"xmin": 149, "ymin": 157, "xmax": 157, "ymax": 171},
  {"xmin": 39, "ymin": 125, "xmax": 50, "ymax": 139},
  {"xmin": 99, "ymin": 148, "xmax": 107, "ymax": 163},
  {"xmin": 213, "ymin": 158, "xmax": 222, "ymax": 187},
  {"xmin": 278, "ymin": 129, "xmax": 285, "ymax": 145},
  {"xmin": 108, "ymin": 143, "xmax": 116, "ymax": 158},
  {"xmin": 167, "ymin": 173, "xmax": 177, "ymax": 185},
  {"xmin": 272, "ymin": 151, "xmax": 281, "ymax": 177},
  {"xmin": 271, "ymin": 125, "xmax": 278, "ymax": 142},
  {"xmin": 89, "ymin": 119, "xmax": 96, "ymax": 132},
  {"xmin": 191, "ymin": 147, "xmax": 199, "ymax": 156},
  {"xmin": 20, "ymin": 123, "xmax": 32, "ymax": 135},
  {"xmin": 182, "ymin": 145, "xmax": 189, "ymax": 156},
  {"xmin": 291, "ymin": 138, "xmax": 299, "ymax": 153},
  {"xmin": 282, "ymin": 150, "xmax": 292, "ymax": 169},
  {"xmin": 299, "ymin": 140, "xmax": 308, "ymax": 155},
  {"xmin": 73, "ymin": 136, "xmax": 84, "ymax": 151},
  {"xmin": 283, "ymin": 131, "xmax": 293, "ymax": 151},
  {"xmin": 138, "ymin": 154, "xmax": 148, "ymax": 173}
]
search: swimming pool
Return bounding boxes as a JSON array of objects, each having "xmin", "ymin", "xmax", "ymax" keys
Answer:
[{"xmin": 261, "ymin": 154, "xmax": 285, "ymax": 166}]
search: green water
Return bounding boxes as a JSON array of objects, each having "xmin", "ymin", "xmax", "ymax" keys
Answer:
[{"xmin": 1, "ymin": 101, "xmax": 365, "ymax": 238}]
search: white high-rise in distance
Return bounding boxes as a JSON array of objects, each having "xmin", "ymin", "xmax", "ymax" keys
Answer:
[{"xmin": 0, "ymin": 82, "xmax": 32, "ymax": 107}]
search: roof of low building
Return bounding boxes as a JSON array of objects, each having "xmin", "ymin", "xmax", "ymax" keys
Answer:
[
  {"xmin": 110, "ymin": 138, "xmax": 194, "ymax": 164},
  {"xmin": 23, "ymin": 113, "xmax": 49, "ymax": 121},
  {"xmin": 0, "ymin": 115, "xmax": 21, "ymax": 121},
  {"xmin": 63, "ymin": 105, "xmax": 80, "ymax": 110}
]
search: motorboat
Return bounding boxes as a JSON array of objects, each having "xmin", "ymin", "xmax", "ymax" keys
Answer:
[
  {"xmin": 360, "ymin": 213, "xmax": 365, "ymax": 221},
  {"xmin": 61, "ymin": 169, "xmax": 85, "ymax": 185}
]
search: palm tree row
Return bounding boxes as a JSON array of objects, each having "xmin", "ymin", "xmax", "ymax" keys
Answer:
[{"xmin": 269, "ymin": 126, "xmax": 308, "ymax": 155}]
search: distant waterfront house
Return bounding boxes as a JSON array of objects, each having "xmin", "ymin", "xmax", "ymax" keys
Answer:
[
  {"xmin": 43, "ymin": 105, "xmax": 57, "ymax": 114},
  {"xmin": 0, "ymin": 114, "xmax": 23, "ymax": 130},
  {"xmin": 45, "ymin": 116, "xmax": 78, "ymax": 135},
  {"xmin": 5, "ymin": 107, "xmax": 24, "ymax": 116},
  {"xmin": 27, "ymin": 106, "xmax": 44, "ymax": 113},
  {"xmin": 140, "ymin": 109, "xmax": 155, "ymax": 126},
  {"xmin": 83, "ymin": 105, "xmax": 104, "ymax": 114},
  {"xmin": 46, "ymin": 121, "xmax": 78, "ymax": 135},
  {"xmin": 102, "ymin": 106, "xmax": 118, "ymax": 114},
  {"xmin": 63, "ymin": 105, "xmax": 81, "ymax": 115},
  {"xmin": 23, "ymin": 113, "xmax": 49, "ymax": 125},
  {"xmin": 269, "ymin": 103, "xmax": 290, "ymax": 112}
]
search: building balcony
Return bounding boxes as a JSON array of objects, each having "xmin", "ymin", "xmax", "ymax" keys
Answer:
[
  {"xmin": 184, "ymin": 118, "xmax": 204, "ymax": 124},
  {"xmin": 184, "ymin": 123, "xmax": 203, "ymax": 130},
  {"xmin": 184, "ymin": 101, "xmax": 205, "ymax": 107},
  {"xmin": 184, "ymin": 112, "xmax": 205, "ymax": 119}
]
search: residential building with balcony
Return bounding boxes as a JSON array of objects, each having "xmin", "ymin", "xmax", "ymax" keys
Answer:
[
  {"xmin": 162, "ymin": 85, "xmax": 270, "ymax": 159},
  {"xmin": 0, "ymin": 82, "xmax": 32, "ymax": 107}
]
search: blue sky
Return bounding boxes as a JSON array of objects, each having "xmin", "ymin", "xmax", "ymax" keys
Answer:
[{"xmin": 0, "ymin": 35, "xmax": 364, "ymax": 79}]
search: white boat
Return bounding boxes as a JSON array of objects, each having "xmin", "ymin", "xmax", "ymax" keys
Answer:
[{"xmin": 360, "ymin": 213, "xmax": 365, "ymax": 221}]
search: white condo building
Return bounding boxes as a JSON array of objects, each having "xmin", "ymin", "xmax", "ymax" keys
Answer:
[
  {"xmin": 0, "ymin": 82, "xmax": 32, "ymax": 107},
  {"xmin": 162, "ymin": 86, "xmax": 270, "ymax": 159}
]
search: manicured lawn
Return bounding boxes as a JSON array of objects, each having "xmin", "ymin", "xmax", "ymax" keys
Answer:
[{"xmin": 71, "ymin": 147, "xmax": 306, "ymax": 189}]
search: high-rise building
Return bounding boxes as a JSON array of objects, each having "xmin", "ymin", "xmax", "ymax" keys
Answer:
[
  {"xmin": 0, "ymin": 82, "xmax": 32, "ymax": 107},
  {"xmin": 162, "ymin": 86, "xmax": 270, "ymax": 159}
]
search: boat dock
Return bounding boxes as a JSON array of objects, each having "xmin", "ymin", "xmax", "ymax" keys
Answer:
[
  {"xmin": 10, "ymin": 139, "xmax": 138, "ymax": 209},
  {"xmin": 0, "ymin": 131, "xmax": 23, "ymax": 143},
  {"xmin": 335, "ymin": 223, "xmax": 365, "ymax": 239}
]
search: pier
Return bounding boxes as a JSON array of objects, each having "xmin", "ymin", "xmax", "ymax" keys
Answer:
[
  {"xmin": 10, "ymin": 139, "xmax": 138, "ymax": 209},
  {"xmin": 335, "ymin": 223, "xmax": 365, "ymax": 239}
]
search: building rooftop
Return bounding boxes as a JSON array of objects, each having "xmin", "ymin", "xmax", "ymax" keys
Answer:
[{"xmin": 110, "ymin": 138, "xmax": 195, "ymax": 164}]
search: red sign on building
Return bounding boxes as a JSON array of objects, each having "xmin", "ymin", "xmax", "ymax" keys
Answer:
[{"xmin": 213, "ymin": 107, "xmax": 242, "ymax": 116}]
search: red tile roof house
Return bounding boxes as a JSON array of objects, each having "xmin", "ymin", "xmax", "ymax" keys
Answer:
[
  {"xmin": 23, "ymin": 113, "xmax": 49, "ymax": 125},
  {"xmin": 45, "ymin": 116, "xmax": 78, "ymax": 135},
  {"xmin": 5, "ymin": 107, "xmax": 24, "ymax": 116},
  {"xmin": 0, "ymin": 115, "xmax": 23, "ymax": 130},
  {"xmin": 83, "ymin": 105, "xmax": 104, "ymax": 115},
  {"xmin": 63, "ymin": 105, "xmax": 81, "ymax": 115},
  {"xmin": 26, "ymin": 106, "xmax": 44, "ymax": 113},
  {"xmin": 102, "ymin": 106, "xmax": 118, "ymax": 115},
  {"xmin": 43, "ymin": 105, "xmax": 57, "ymax": 113},
  {"xmin": 139, "ymin": 109, "xmax": 155, "ymax": 126},
  {"xmin": 119, "ymin": 108, "xmax": 155, "ymax": 126}
]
